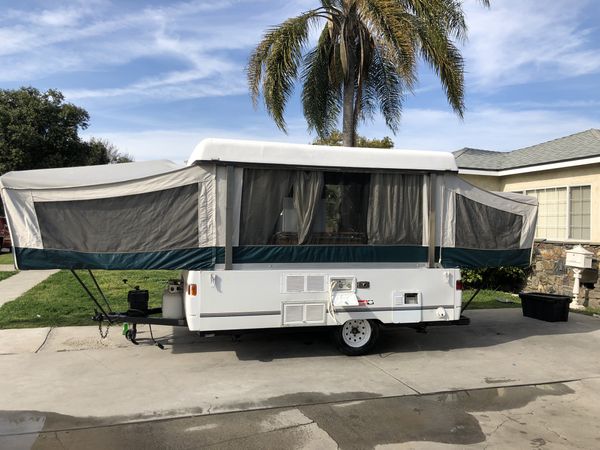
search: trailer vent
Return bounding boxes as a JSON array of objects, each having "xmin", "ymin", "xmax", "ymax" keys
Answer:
[
  {"xmin": 283, "ymin": 304, "xmax": 304, "ymax": 324},
  {"xmin": 305, "ymin": 303, "xmax": 326, "ymax": 323},
  {"xmin": 283, "ymin": 274, "xmax": 327, "ymax": 293},
  {"xmin": 306, "ymin": 275, "xmax": 326, "ymax": 292},
  {"xmin": 282, "ymin": 302, "xmax": 327, "ymax": 326},
  {"xmin": 285, "ymin": 276, "xmax": 305, "ymax": 293}
]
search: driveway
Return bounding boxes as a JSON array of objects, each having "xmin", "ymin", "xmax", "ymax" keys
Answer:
[{"xmin": 1, "ymin": 308, "xmax": 600, "ymax": 448}]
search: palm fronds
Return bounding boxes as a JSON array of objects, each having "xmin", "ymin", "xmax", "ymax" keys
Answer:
[{"xmin": 248, "ymin": 0, "xmax": 489, "ymax": 143}]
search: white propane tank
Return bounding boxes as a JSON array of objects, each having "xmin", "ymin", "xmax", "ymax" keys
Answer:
[{"xmin": 162, "ymin": 281, "xmax": 184, "ymax": 319}]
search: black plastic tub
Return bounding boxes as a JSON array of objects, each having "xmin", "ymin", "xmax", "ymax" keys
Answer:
[
  {"xmin": 127, "ymin": 289, "xmax": 149, "ymax": 316},
  {"xmin": 518, "ymin": 292, "xmax": 572, "ymax": 322}
]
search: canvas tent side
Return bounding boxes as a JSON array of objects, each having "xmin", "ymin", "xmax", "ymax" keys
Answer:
[
  {"xmin": 435, "ymin": 174, "xmax": 538, "ymax": 268},
  {"xmin": 0, "ymin": 160, "xmax": 218, "ymax": 270},
  {"xmin": 0, "ymin": 139, "xmax": 538, "ymax": 271},
  {"xmin": 189, "ymin": 138, "xmax": 538, "ymax": 269}
]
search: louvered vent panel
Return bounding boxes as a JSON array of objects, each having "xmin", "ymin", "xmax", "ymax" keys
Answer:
[
  {"xmin": 306, "ymin": 275, "xmax": 326, "ymax": 292},
  {"xmin": 393, "ymin": 293, "xmax": 405, "ymax": 307},
  {"xmin": 305, "ymin": 304, "xmax": 326, "ymax": 323},
  {"xmin": 285, "ymin": 275, "xmax": 305, "ymax": 293},
  {"xmin": 283, "ymin": 304, "xmax": 304, "ymax": 324}
]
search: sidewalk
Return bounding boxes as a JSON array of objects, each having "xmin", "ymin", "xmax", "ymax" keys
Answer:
[{"xmin": 0, "ymin": 269, "xmax": 58, "ymax": 307}]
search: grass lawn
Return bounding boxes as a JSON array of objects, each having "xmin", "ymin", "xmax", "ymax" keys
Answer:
[
  {"xmin": 0, "ymin": 252, "xmax": 14, "ymax": 265},
  {"xmin": 462, "ymin": 289, "xmax": 521, "ymax": 310},
  {"xmin": 0, "ymin": 271, "xmax": 17, "ymax": 282},
  {"xmin": 0, "ymin": 269, "xmax": 179, "ymax": 329}
]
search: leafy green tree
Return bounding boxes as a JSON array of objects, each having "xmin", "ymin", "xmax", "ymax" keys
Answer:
[
  {"xmin": 313, "ymin": 129, "xmax": 393, "ymax": 148},
  {"xmin": 0, "ymin": 87, "xmax": 129, "ymax": 175},
  {"xmin": 248, "ymin": 0, "xmax": 489, "ymax": 147},
  {"xmin": 88, "ymin": 138, "xmax": 134, "ymax": 164}
]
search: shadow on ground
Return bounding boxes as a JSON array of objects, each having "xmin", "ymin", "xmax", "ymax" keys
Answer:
[{"xmin": 124, "ymin": 309, "xmax": 600, "ymax": 362}]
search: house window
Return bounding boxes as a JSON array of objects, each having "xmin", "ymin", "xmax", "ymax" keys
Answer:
[
  {"xmin": 569, "ymin": 186, "xmax": 591, "ymax": 240},
  {"xmin": 523, "ymin": 186, "xmax": 591, "ymax": 241}
]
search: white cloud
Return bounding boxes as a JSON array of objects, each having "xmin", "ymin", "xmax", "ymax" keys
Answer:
[
  {"xmin": 463, "ymin": 0, "xmax": 600, "ymax": 88},
  {"xmin": 3, "ymin": 0, "xmax": 598, "ymax": 154},
  {"xmin": 85, "ymin": 106, "xmax": 598, "ymax": 163},
  {"xmin": 0, "ymin": 0, "xmax": 316, "ymax": 105},
  {"xmin": 66, "ymin": 76, "xmax": 247, "ymax": 101},
  {"xmin": 360, "ymin": 106, "xmax": 599, "ymax": 151},
  {"xmin": 84, "ymin": 122, "xmax": 312, "ymax": 163},
  {"xmin": 0, "ymin": 0, "xmax": 298, "ymax": 88}
]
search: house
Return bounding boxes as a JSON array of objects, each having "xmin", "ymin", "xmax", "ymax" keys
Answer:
[{"xmin": 454, "ymin": 128, "xmax": 600, "ymax": 307}]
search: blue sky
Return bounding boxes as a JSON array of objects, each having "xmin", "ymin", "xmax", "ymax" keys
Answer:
[{"xmin": 0, "ymin": 0, "xmax": 599, "ymax": 162}]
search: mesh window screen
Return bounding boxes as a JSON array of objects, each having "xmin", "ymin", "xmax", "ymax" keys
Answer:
[
  {"xmin": 455, "ymin": 194, "xmax": 522, "ymax": 249},
  {"xmin": 35, "ymin": 183, "xmax": 199, "ymax": 252}
]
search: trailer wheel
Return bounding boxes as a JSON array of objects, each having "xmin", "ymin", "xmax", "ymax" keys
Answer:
[{"xmin": 335, "ymin": 319, "xmax": 379, "ymax": 356}]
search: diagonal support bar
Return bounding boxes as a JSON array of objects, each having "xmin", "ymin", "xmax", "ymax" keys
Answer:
[
  {"xmin": 70, "ymin": 270, "xmax": 112, "ymax": 323},
  {"xmin": 87, "ymin": 269, "xmax": 113, "ymax": 313},
  {"xmin": 461, "ymin": 287, "xmax": 481, "ymax": 314}
]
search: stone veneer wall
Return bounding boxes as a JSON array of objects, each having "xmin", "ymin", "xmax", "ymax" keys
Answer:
[{"xmin": 527, "ymin": 242, "xmax": 600, "ymax": 308}]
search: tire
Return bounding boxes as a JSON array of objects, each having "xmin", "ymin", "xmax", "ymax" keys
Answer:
[{"xmin": 335, "ymin": 319, "xmax": 380, "ymax": 356}]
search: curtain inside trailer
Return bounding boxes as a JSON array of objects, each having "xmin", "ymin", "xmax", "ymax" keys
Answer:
[
  {"xmin": 239, "ymin": 169, "xmax": 293, "ymax": 245},
  {"xmin": 367, "ymin": 173, "xmax": 423, "ymax": 245},
  {"xmin": 293, "ymin": 171, "xmax": 323, "ymax": 244},
  {"xmin": 239, "ymin": 168, "xmax": 424, "ymax": 247}
]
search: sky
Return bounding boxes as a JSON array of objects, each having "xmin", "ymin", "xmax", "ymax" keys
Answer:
[{"xmin": 0, "ymin": 0, "xmax": 599, "ymax": 162}]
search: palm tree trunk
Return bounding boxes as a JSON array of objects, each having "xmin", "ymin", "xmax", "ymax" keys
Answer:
[{"xmin": 342, "ymin": 67, "xmax": 356, "ymax": 147}]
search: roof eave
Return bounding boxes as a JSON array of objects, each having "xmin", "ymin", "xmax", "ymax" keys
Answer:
[{"xmin": 459, "ymin": 156, "xmax": 600, "ymax": 177}]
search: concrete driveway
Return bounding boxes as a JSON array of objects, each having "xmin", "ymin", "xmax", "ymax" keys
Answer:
[{"xmin": 1, "ymin": 308, "xmax": 600, "ymax": 448}]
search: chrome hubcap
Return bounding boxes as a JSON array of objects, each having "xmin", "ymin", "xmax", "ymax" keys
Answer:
[{"xmin": 342, "ymin": 319, "xmax": 372, "ymax": 348}]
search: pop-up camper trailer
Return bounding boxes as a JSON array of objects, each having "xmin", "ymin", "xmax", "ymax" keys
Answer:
[{"xmin": 0, "ymin": 139, "xmax": 537, "ymax": 354}]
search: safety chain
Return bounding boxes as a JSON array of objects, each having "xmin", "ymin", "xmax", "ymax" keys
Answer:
[{"xmin": 98, "ymin": 317, "xmax": 110, "ymax": 339}]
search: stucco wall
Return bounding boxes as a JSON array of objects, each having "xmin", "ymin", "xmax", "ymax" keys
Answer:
[{"xmin": 459, "ymin": 174, "xmax": 503, "ymax": 192}]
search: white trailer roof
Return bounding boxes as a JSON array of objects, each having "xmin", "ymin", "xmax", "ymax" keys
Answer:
[
  {"xmin": 0, "ymin": 160, "xmax": 183, "ymax": 190},
  {"xmin": 189, "ymin": 138, "xmax": 458, "ymax": 172}
]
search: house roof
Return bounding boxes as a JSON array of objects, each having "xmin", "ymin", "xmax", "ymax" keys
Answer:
[{"xmin": 454, "ymin": 129, "xmax": 600, "ymax": 171}]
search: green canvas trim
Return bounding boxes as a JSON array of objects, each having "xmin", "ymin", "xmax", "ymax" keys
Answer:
[
  {"xmin": 440, "ymin": 247, "xmax": 531, "ymax": 268},
  {"xmin": 232, "ymin": 245, "xmax": 428, "ymax": 264},
  {"xmin": 15, "ymin": 245, "xmax": 531, "ymax": 270},
  {"xmin": 14, "ymin": 247, "xmax": 222, "ymax": 270}
]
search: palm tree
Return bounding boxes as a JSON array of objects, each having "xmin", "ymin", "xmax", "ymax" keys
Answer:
[{"xmin": 248, "ymin": 0, "xmax": 489, "ymax": 147}]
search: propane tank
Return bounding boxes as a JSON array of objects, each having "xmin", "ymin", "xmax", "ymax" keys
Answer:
[{"xmin": 162, "ymin": 280, "xmax": 184, "ymax": 319}]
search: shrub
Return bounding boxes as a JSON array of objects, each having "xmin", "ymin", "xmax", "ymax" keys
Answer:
[{"xmin": 461, "ymin": 266, "xmax": 530, "ymax": 293}]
